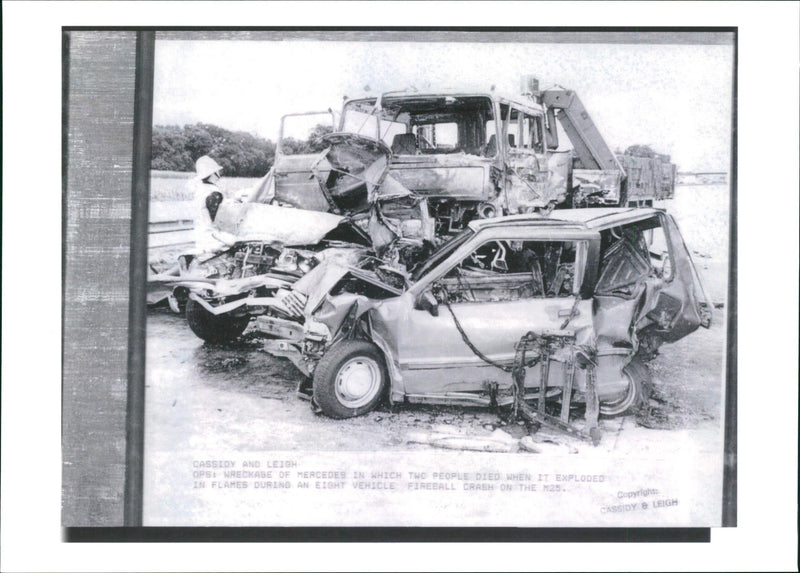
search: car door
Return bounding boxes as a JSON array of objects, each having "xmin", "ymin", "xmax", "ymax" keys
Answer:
[
  {"xmin": 503, "ymin": 105, "xmax": 566, "ymax": 209},
  {"xmin": 271, "ymin": 111, "xmax": 336, "ymax": 212},
  {"xmin": 648, "ymin": 213, "xmax": 709, "ymax": 340},
  {"xmin": 592, "ymin": 212, "xmax": 708, "ymax": 351},
  {"xmin": 394, "ymin": 227, "xmax": 600, "ymax": 396}
]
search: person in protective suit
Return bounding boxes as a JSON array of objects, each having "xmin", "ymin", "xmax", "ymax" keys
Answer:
[{"xmin": 189, "ymin": 155, "xmax": 237, "ymax": 252}]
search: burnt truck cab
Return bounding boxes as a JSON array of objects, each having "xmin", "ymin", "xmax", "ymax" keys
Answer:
[
  {"xmin": 259, "ymin": 207, "xmax": 711, "ymax": 419},
  {"xmin": 269, "ymin": 90, "xmax": 572, "ymax": 236}
]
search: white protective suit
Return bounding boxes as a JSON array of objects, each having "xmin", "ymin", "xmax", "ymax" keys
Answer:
[{"xmin": 188, "ymin": 177, "xmax": 237, "ymax": 253}]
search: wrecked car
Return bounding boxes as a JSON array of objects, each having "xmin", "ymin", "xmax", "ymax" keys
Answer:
[
  {"xmin": 174, "ymin": 202, "xmax": 374, "ymax": 342},
  {"xmin": 192, "ymin": 207, "xmax": 710, "ymax": 420},
  {"xmin": 175, "ymin": 131, "xmax": 437, "ymax": 335}
]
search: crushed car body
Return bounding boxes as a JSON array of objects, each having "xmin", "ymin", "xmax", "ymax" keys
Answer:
[
  {"xmin": 172, "ymin": 133, "xmax": 435, "ymax": 330},
  {"xmin": 169, "ymin": 200, "xmax": 374, "ymax": 342},
  {"xmin": 153, "ymin": 129, "xmax": 435, "ymax": 315},
  {"xmin": 198, "ymin": 207, "xmax": 711, "ymax": 420}
]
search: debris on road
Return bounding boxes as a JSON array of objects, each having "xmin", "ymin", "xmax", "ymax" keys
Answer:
[{"xmin": 406, "ymin": 428, "xmax": 519, "ymax": 453}]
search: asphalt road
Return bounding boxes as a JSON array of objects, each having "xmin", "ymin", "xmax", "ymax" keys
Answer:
[{"xmin": 144, "ymin": 304, "xmax": 727, "ymax": 456}]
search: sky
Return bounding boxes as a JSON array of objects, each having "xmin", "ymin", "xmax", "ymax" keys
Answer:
[{"xmin": 153, "ymin": 38, "xmax": 734, "ymax": 172}]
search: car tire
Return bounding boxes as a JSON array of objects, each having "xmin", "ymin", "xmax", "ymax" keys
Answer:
[
  {"xmin": 599, "ymin": 357, "xmax": 651, "ymax": 416},
  {"xmin": 313, "ymin": 340, "xmax": 388, "ymax": 419},
  {"xmin": 185, "ymin": 298, "xmax": 250, "ymax": 343}
]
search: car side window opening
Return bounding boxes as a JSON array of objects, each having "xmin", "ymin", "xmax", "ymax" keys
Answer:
[
  {"xmin": 436, "ymin": 239, "xmax": 580, "ymax": 303},
  {"xmin": 595, "ymin": 216, "xmax": 674, "ymax": 296},
  {"xmin": 499, "ymin": 104, "xmax": 544, "ymax": 155}
]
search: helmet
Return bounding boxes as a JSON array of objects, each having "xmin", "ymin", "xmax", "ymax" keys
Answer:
[{"xmin": 195, "ymin": 156, "xmax": 222, "ymax": 180}]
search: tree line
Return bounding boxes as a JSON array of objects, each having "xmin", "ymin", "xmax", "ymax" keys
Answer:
[{"xmin": 152, "ymin": 123, "xmax": 333, "ymax": 177}]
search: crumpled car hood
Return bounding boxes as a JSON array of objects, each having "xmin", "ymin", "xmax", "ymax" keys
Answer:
[{"xmin": 213, "ymin": 201, "xmax": 346, "ymax": 246}]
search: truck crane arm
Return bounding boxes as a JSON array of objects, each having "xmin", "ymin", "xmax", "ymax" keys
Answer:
[{"xmin": 541, "ymin": 89, "xmax": 625, "ymax": 176}]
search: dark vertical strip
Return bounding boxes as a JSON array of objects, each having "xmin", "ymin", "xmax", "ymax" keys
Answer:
[
  {"xmin": 61, "ymin": 29, "xmax": 71, "ymax": 453},
  {"xmin": 124, "ymin": 30, "xmax": 155, "ymax": 527},
  {"xmin": 722, "ymin": 29, "xmax": 738, "ymax": 527}
]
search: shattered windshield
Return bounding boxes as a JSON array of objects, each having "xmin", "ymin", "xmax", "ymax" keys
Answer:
[
  {"xmin": 340, "ymin": 95, "xmax": 496, "ymax": 157},
  {"xmin": 410, "ymin": 227, "xmax": 475, "ymax": 281}
]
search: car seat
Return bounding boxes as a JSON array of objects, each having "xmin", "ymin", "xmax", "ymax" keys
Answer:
[{"xmin": 391, "ymin": 133, "xmax": 417, "ymax": 155}]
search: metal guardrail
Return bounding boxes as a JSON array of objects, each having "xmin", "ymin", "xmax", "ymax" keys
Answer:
[
  {"xmin": 148, "ymin": 219, "xmax": 194, "ymax": 251},
  {"xmin": 676, "ymin": 172, "xmax": 728, "ymax": 185}
]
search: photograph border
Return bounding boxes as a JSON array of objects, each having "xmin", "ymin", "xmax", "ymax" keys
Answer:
[{"xmin": 61, "ymin": 26, "xmax": 737, "ymax": 541}]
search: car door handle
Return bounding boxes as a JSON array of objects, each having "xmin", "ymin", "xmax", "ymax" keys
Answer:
[{"xmin": 558, "ymin": 308, "xmax": 577, "ymax": 318}]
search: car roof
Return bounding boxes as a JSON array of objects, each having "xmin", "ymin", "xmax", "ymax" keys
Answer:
[
  {"xmin": 468, "ymin": 207, "xmax": 664, "ymax": 233},
  {"xmin": 550, "ymin": 207, "xmax": 665, "ymax": 229}
]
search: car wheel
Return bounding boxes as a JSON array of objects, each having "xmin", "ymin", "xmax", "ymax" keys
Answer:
[
  {"xmin": 313, "ymin": 340, "xmax": 387, "ymax": 419},
  {"xmin": 599, "ymin": 357, "xmax": 651, "ymax": 416},
  {"xmin": 185, "ymin": 298, "xmax": 250, "ymax": 343}
]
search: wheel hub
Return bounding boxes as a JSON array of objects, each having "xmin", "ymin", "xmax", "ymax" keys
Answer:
[{"xmin": 336, "ymin": 358, "xmax": 380, "ymax": 406}]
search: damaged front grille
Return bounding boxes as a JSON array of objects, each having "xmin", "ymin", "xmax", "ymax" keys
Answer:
[
  {"xmin": 233, "ymin": 243, "xmax": 279, "ymax": 277},
  {"xmin": 280, "ymin": 291, "xmax": 308, "ymax": 318}
]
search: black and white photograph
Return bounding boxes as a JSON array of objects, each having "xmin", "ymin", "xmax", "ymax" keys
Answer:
[
  {"xmin": 3, "ymin": 1, "xmax": 799, "ymax": 571},
  {"xmin": 137, "ymin": 30, "xmax": 737, "ymax": 527}
]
